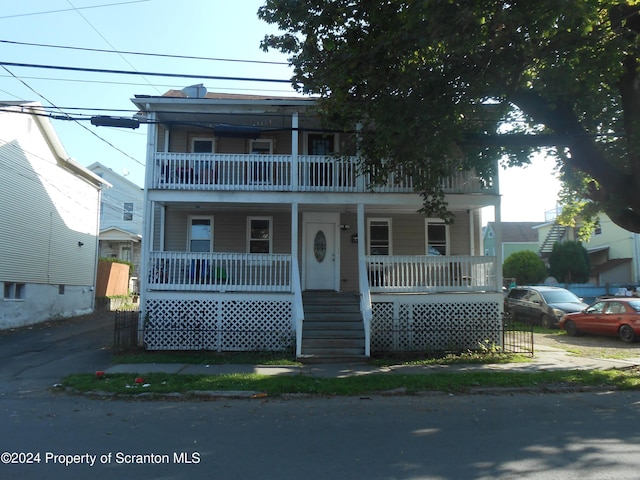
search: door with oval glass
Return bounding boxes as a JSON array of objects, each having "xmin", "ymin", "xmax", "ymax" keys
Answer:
[{"xmin": 304, "ymin": 219, "xmax": 338, "ymax": 290}]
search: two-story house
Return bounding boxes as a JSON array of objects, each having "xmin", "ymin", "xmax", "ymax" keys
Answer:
[
  {"xmin": 484, "ymin": 222, "xmax": 539, "ymax": 262},
  {"xmin": 0, "ymin": 102, "xmax": 107, "ymax": 329},
  {"xmin": 87, "ymin": 162, "xmax": 143, "ymax": 290},
  {"xmin": 132, "ymin": 88, "xmax": 504, "ymax": 358}
]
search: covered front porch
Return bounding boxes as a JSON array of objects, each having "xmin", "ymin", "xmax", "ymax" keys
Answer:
[{"xmin": 141, "ymin": 198, "xmax": 502, "ymax": 356}]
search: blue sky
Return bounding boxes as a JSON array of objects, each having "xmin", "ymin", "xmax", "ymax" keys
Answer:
[{"xmin": 0, "ymin": 0, "xmax": 559, "ymax": 222}]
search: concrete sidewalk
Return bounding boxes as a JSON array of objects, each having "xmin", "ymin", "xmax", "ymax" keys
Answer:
[{"xmin": 104, "ymin": 343, "xmax": 640, "ymax": 378}]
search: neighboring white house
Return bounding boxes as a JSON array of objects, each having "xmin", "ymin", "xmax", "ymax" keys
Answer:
[
  {"xmin": 131, "ymin": 88, "xmax": 504, "ymax": 358},
  {"xmin": 0, "ymin": 102, "xmax": 107, "ymax": 329},
  {"xmin": 87, "ymin": 162, "xmax": 143, "ymax": 290}
]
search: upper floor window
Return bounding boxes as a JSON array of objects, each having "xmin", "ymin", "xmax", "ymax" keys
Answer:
[
  {"xmin": 426, "ymin": 219, "xmax": 449, "ymax": 255},
  {"xmin": 368, "ymin": 218, "xmax": 391, "ymax": 255},
  {"xmin": 123, "ymin": 202, "xmax": 133, "ymax": 221},
  {"xmin": 188, "ymin": 216, "xmax": 213, "ymax": 252},
  {"xmin": 594, "ymin": 222, "xmax": 602, "ymax": 235},
  {"xmin": 247, "ymin": 217, "xmax": 272, "ymax": 253},
  {"xmin": 191, "ymin": 137, "xmax": 215, "ymax": 153}
]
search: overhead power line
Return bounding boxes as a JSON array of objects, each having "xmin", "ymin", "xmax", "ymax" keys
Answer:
[
  {"xmin": 0, "ymin": 61, "xmax": 293, "ymax": 84},
  {"xmin": 0, "ymin": 0, "xmax": 150, "ymax": 20},
  {"xmin": 0, "ymin": 39, "xmax": 289, "ymax": 66}
]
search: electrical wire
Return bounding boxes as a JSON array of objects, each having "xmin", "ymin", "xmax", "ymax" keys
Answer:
[
  {"xmin": 0, "ymin": 39, "xmax": 289, "ymax": 66},
  {"xmin": 0, "ymin": 0, "xmax": 151, "ymax": 20},
  {"xmin": 0, "ymin": 61, "xmax": 293, "ymax": 84}
]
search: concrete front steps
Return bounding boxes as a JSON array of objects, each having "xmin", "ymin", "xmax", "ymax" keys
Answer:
[{"xmin": 299, "ymin": 291, "xmax": 366, "ymax": 363}]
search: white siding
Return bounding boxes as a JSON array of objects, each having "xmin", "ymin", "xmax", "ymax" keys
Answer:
[{"xmin": 0, "ymin": 109, "xmax": 100, "ymax": 286}]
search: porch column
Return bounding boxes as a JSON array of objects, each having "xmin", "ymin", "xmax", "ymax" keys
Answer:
[
  {"xmin": 139, "ymin": 110, "xmax": 157, "ymax": 335},
  {"xmin": 291, "ymin": 202, "xmax": 298, "ymax": 263},
  {"xmin": 468, "ymin": 209, "xmax": 475, "ymax": 256},
  {"xmin": 494, "ymin": 199, "xmax": 503, "ymax": 295},
  {"xmin": 291, "ymin": 111, "xmax": 299, "ymax": 191}
]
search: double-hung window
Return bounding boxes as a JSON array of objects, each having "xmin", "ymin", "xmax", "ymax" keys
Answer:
[
  {"xmin": 248, "ymin": 217, "xmax": 272, "ymax": 253},
  {"xmin": 188, "ymin": 216, "xmax": 214, "ymax": 252},
  {"xmin": 368, "ymin": 219, "xmax": 391, "ymax": 255},
  {"xmin": 426, "ymin": 219, "xmax": 449, "ymax": 255},
  {"xmin": 123, "ymin": 202, "xmax": 133, "ymax": 221}
]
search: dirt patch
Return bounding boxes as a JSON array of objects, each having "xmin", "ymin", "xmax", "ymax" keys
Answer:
[{"xmin": 535, "ymin": 331, "xmax": 640, "ymax": 360}]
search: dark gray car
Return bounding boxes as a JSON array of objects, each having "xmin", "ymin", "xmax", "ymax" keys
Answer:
[{"xmin": 505, "ymin": 286, "xmax": 588, "ymax": 328}]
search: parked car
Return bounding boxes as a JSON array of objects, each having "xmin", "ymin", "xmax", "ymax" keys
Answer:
[
  {"xmin": 504, "ymin": 286, "xmax": 588, "ymax": 329},
  {"xmin": 559, "ymin": 297, "xmax": 640, "ymax": 343}
]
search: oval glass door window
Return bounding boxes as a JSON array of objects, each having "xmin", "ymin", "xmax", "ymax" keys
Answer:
[{"xmin": 314, "ymin": 230, "xmax": 327, "ymax": 262}]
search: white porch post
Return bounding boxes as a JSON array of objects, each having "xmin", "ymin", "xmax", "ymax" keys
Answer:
[
  {"xmin": 139, "ymin": 110, "xmax": 157, "ymax": 340},
  {"xmin": 357, "ymin": 203, "xmax": 371, "ymax": 356},
  {"xmin": 469, "ymin": 209, "xmax": 476, "ymax": 256},
  {"xmin": 494, "ymin": 199, "xmax": 503, "ymax": 296},
  {"xmin": 292, "ymin": 111, "xmax": 299, "ymax": 191}
]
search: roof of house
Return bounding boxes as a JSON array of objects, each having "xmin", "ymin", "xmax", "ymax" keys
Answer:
[{"xmin": 487, "ymin": 222, "xmax": 539, "ymax": 243}]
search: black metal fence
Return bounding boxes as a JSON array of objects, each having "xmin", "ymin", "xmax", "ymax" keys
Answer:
[
  {"xmin": 502, "ymin": 314, "xmax": 534, "ymax": 356},
  {"xmin": 113, "ymin": 310, "xmax": 140, "ymax": 353}
]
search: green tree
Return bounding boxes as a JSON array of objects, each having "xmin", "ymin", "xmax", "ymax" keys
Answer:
[
  {"xmin": 503, "ymin": 251, "xmax": 548, "ymax": 285},
  {"xmin": 259, "ymin": 1, "xmax": 640, "ymax": 231},
  {"xmin": 548, "ymin": 241, "xmax": 591, "ymax": 283}
]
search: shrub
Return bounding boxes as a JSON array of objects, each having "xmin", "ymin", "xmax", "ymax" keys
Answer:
[{"xmin": 503, "ymin": 251, "xmax": 547, "ymax": 285}]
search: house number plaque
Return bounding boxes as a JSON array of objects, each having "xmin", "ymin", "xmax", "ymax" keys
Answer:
[{"xmin": 313, "ymin": 230, "xmax": 327, "ymax": 262}]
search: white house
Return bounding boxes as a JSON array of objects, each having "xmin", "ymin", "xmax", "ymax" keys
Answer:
[
  {"xmin": 0, "ymin": 102, "xmax": 107, "ymax": 329},
  {"xmin": 131, "ymin": 88, "xmax": 504, "ymax": 359},
  {"xmin": 87, "ymin": 162, "xmax": 143, "ymax": 289}
]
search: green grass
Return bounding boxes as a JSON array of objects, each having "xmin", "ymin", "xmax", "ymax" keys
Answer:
[
  {"xmin": 113, "ymin": 350, "xmax": 301, "ymax": 366},
  {"xmin": 59, "ymin": 369, "xmax": 640, "ymax": 398}
]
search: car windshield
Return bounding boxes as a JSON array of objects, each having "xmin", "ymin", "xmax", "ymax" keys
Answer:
[
  {"xmin": 540, "ymin": 290, "xmax": 581, "ymax": 304},
  {"xmin": 628, "ymin": 300, "xmax": 640, "ymax": 312}
]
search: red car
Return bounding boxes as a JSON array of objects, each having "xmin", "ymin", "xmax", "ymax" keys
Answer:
[{"xmin": 559, "ymin": 297, "xmax": 640, "ymax": 343}]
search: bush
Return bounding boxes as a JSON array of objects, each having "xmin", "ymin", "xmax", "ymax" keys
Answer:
[
  {"xmin": 503, "ymin": 251, "xmax": 547, "ymax": 285},
  {"xmin": 549, "ymin": 241, "xmax": 590, "ymax": 283}
]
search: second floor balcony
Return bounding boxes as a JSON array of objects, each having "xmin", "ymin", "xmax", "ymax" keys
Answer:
[{"xmin": 151, "ymin": 152, "xmax": 496, "ymax": 195}]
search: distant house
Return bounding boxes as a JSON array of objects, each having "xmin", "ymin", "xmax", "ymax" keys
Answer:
[
  {"xmin": 87, "ymin": 162, "xmax": 143, "ymax": 290},
  {"xmin": 132, "ymin": 88, "xmax": 504, "ymax": 358},
  {"xmin": 0, "ymin": 102, "xmax": 107, "ymax": 329},
  {"xmin": 484, "ymin": 222, "xmax": 539, "ymax": 262},
  {"xmin": 534, "ymin": 213, "xmax": 639, "ymax": 284}
]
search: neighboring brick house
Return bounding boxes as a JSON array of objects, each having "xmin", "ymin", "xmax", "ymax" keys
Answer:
[
  {"xmin": 131, "ymin": 88, "xmax": 504, "ymax": 358},
  {"xmin": 0, "ymin": 102, "xmax": 107, "ymax": 328}
]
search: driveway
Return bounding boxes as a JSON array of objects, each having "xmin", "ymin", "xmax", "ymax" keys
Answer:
[{"xmin": 535, "ymin": 330, "xmax": 640, "ymax": 360}]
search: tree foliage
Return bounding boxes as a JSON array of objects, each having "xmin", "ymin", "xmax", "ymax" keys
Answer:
[
  {"xmin": 503, "ymin": 251, "xmax": 548, "ymax": 285},
  {"xmin": 259, "ymin": 1, "xmax": 640, "ymax": 231},
  {"xmin": 548, "ymin": 241, "xmax": 591, "ymax": 283}
]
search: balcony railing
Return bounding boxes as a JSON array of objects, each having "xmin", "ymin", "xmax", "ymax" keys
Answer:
[
  {"xmin": 151, "ymin": 153, "xmax": 494, "ymax": 194},
  {"xmin": 147, "ymin": 252, "xmax": 292, "ymax": 292},
  {"xmin": 366, "ymin": 255, "xmax": 498, "ymax": 293}
]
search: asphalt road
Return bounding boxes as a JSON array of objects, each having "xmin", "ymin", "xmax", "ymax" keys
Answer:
[{"xmin": 2, "ymin": 313, "xmax": 640, "ymax": 480}]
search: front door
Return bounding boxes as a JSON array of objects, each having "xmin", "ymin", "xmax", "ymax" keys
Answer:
[{"xmin": 304, "ymin": 214, "xmax": 339, "ymax": 290}]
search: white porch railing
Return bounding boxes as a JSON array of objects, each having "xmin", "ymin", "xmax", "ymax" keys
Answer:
[
  {"xmin": 366, "ymin": 255, "xmax": 498, "ymax": 293},
  {"xmin": 147, "ymin": 252, "xmax": 292, "ymax": 292},
  {"xmin": 151, "ymin": 153, "xmax": 495, "ymax": 194}
]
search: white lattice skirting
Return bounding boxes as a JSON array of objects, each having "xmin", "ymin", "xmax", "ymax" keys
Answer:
[
  {"xmin": 371, "ymin": 298, "xmax": 502, "ymax": 353},
  {"xmin": 143, "ymin": 297, "xmax": 294, "ymax": 351}
]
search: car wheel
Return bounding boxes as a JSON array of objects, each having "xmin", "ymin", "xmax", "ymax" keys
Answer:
[
  {"xmin": 619, "ymin": 324, "xmax": 636, "ymax": 343},
  {"xmin": 564, "ymin": 319, "xmax": 579, "ymax": 337},
  {"xmin": 541, "ymin": 314, "xmax": 555, "ymax": 330}
]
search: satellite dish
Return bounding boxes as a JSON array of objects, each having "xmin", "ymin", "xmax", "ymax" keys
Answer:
[{"xmin": 122, "ymin": 169, "xmax": 129, "ymax": 176}]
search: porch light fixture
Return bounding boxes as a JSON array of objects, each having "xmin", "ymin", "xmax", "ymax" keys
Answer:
[
  {"xmin": 78, "ymin": 241, "xmax": 84, "ymax": 247},
  {"xmin": 340, "ymin": 224, "xmax": 350, "ymax": 230}
]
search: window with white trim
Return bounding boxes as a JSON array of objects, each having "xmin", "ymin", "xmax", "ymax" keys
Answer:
[
  {"xmin": 188, "ymin": 216, "xmax": 214, "ymax": 252},
  {"xmin": 368, "ymin": 218, "xmax": 391, "ymax": 255},
  {"xmin": 247, "ymin": 217, "xmax": 272, "ymax": 253},
  {"xmin": 191, "ymin": 137, "xmax": 215, "ymax": 153},
  {"xmin": 123, "ymin": 202, "xmax": 133, "ymax": 221},
  {"xmin": 426, "ymin": 219, "xmax": 449, "ymax": 255}
]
